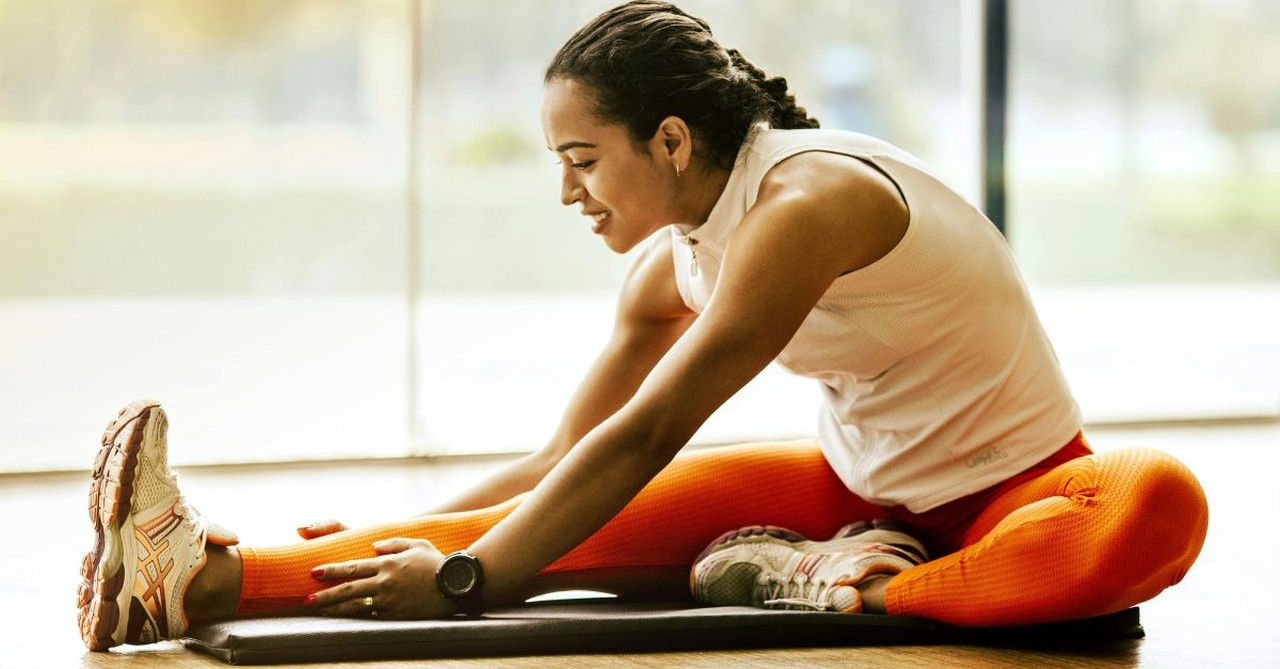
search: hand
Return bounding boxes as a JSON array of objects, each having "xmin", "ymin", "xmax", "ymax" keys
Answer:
[
  {"xmin": 297, "ymin": 519, "xmax": 349, "ymax": 540},
  {"xmin": 307, "ymin": 538, "xmax": 457, "ymax": 620}
]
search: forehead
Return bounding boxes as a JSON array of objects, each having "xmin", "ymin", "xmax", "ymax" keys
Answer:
[{"xmin": 541, "ymin": 78, "xmax": 611, "ymax": 149}]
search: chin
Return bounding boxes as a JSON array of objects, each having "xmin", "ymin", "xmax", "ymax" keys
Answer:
[
  {"xmin": 601, "ymin": 238, "xmax": 630, "ymax": 254},
  {"xmin": 600, "ymin": 222, "xmax": 662, "ymax": 255},
  {"xmin": 600, "ymin": 233, "xmax": 639, "ymax": 254}
]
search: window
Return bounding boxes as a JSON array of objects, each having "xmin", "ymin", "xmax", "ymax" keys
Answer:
[
  {"xmin": 4, "ymin": 0, "xmax": 1270, "ymax": 473},
  {"xmin": 1010, "ymin": 0, "xmax": 1280, "ymax": 422}
]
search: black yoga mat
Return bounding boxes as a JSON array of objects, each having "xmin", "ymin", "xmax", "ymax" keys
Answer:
[{"xmin": 183, "ymin": 600, "xmax": 1143, "ymax": 665}]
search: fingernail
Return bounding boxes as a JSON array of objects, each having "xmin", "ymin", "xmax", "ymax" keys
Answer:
[
  {"xmin": 304, "ymin": 594, "xmax": 317, "ymax": 606},
  {"xmin": 311, "ymin": 567, "xmax": 324, "ymax": 578}
]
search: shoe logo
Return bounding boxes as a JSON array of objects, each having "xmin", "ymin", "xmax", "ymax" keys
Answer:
[{"xmin": 132, "ymin": 503, "xmax": 182, "ymax": 639}]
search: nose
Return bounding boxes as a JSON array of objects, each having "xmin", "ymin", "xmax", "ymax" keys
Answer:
[{"xmin": 560, "ymin": 168, "xmax": 585, "ymax": 207}]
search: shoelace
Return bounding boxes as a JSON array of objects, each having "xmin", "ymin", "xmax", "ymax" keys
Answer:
[
  {"xmin": 169, "ymin": 475, "xmax": 210, "ymax": 550},
  {"xmin": 758, "ymin": 573, "xmax": 849, "ymax": 611}
]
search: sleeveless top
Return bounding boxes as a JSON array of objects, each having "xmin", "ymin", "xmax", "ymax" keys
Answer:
[{"xmin": 669, "ymin": 128, "xmax": 1081, "ymax": 512}]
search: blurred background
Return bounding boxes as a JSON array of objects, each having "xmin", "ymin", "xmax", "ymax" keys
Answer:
[{"xmin": 1, "ymin": 0, "xmax": 1276, "ymax": 471}]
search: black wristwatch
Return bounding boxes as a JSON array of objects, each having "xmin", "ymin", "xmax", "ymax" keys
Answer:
[{"xmin": 436, "ymin": 550, "xmax": 485, "ymax": 616}]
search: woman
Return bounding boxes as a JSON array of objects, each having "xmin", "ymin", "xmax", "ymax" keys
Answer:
[{"xmin": 78, "ymin": 1, "xmax": 1207, "ymax": 651}]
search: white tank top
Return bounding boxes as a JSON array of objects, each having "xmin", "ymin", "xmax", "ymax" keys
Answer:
[{"xmin": 670, "ymin": 128, "xmax": 1081, "ymax": 512}]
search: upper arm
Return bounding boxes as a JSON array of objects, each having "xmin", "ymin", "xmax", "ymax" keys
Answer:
[
  {"xmin": 618, "ymin": 153, "xmax": 909, "ymax": 451},
  {"xmin": 540, "ymin": 233, "xmax": 694, "ymax": 461},
  {"xmin": 616, "ymin": 232, "xmax": 697, "ymax": 328}
]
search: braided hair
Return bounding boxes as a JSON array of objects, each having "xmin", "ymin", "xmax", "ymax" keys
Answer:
[{"xmin": 545, "ymin": 0, "xmax": 819, "ymax": 171}]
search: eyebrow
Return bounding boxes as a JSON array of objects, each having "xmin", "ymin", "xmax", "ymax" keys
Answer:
[{"xmin": 550, "ymin": 141, "xmax": 597, "ymax": 153}]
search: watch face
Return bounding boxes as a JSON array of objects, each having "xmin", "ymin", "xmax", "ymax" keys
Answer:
[{"xmin": 441, "ymin": 558, "xmax": 478, "ymax": 596}]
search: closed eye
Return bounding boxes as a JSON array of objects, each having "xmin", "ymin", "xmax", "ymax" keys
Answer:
[{"xmin": 570, "ymin": 160, "xmax": 596, "ymax": 170}]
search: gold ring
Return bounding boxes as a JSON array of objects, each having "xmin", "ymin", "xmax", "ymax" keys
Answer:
[{"xmin": 363, "ymin": 596, "xmax": 375, "ymax": 609}]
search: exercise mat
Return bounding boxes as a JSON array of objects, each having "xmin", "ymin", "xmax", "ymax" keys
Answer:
[{"xmin": 183, "ymin": 600, "xmax": 1143, "ymax": 665}]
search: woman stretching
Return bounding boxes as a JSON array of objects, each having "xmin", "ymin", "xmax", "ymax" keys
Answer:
[{"xmin": 78, "ymin": 0, "xmax": 1207, "ymax": 651}]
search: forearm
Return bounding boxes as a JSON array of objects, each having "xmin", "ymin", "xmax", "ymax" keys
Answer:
[
  {"xmin": 468, "ymin": 413, "xmax": 681, "ymax": 602},
  {"xmin": 424, "ymin": 450, "xmax": 554, "ymax": 515}
]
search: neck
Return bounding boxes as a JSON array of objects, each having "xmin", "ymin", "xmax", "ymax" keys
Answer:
[{"xmin": 675, "ymin": 164, "xmax": 732, "ymax": 230}]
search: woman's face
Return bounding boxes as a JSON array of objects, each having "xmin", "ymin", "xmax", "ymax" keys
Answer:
[{"xmin": 541, "ymin": 78, "xmax": 677, "ymax": 253}]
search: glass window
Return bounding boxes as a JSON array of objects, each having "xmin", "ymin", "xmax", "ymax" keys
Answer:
[
  {"xmin": 19, "ymin": 1, "xmax": 1222, "ymax": 469},
  {"xmin": 1010, "ymin": 0, "xmax": 1280, "ymax": 423},
  {"xmin": 0, "ymin": 0, "xmax": 411, "ymax": 470}
]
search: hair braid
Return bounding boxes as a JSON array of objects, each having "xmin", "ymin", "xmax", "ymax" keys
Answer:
[{"xmin": 725, "ymin": 49, "xmax": 819, "ymax": 130}]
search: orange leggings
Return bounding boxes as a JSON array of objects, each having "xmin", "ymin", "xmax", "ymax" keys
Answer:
[{"xmin": 237, "ymin": 436, "xmax": 1208, "ymax": 626}]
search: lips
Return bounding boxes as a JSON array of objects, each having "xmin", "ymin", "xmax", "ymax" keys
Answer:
[{"xmin": 585, "ymin": 210, "xmax": 611, "ymax": 233}]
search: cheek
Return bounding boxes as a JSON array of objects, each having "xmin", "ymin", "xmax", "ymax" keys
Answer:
[
  {"xmin": 588, "ymin": 175, "xmax": 628, "ymax": 213},
  {"xmin": 608, "ymin": 172, "xmax": 661, "ymax": 215}
]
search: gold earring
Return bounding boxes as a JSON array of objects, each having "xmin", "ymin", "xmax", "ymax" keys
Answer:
[{"xmin": 674, "ymin": 162, "xmax": 682, "ymax": 178}]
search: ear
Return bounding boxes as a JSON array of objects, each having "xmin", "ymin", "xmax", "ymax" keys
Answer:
[{"xmin": 650, "ymin": 116, "xmax": 693, "ymax": 172}]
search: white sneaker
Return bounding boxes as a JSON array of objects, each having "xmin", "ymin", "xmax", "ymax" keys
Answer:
[
  {"xmin": 77, "ymin": 400, "xmax": 237, "ymax": 650},
  {"xmin": 690, "ymin": 521, "xmax": 928, "ymax": 613}
]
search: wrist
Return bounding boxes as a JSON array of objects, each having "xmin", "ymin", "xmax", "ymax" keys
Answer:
[{"xmin": 435, "ymin": 550, "xmax": 486, "ymax": 616}]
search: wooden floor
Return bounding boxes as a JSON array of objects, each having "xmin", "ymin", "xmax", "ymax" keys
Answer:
[{"xmin": 2, "ymin": 422, "xmax": 1276, "ymax": 668}]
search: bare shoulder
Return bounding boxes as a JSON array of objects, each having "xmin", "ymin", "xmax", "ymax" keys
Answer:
[
  {"xmin": 617, "ymin": 233, "xmax": 694, "ymax": 324},
  {"xmin": 751, "ymin": 151, "xmax": 909, "ymax": 275}
]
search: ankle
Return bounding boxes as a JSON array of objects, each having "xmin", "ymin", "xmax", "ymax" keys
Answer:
[
  {"xmin": 855, "ymin": 574, "xmax": 892, "ymax": 614},
  {"xmin": 186, "ymin": 546, "xmax": 242, "ymax": 624}
]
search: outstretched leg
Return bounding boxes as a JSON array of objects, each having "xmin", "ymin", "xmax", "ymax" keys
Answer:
[
  {"xmin": 230, "ymin": 440, "xmax": 884, "ymax": 615},
  {"xmin": 885, "ymin": 448, "xmax": 1209, "ymax": 626},
  {"xmin": 83, "ymin": 401, "xmax": 883, "ymax": 648}
]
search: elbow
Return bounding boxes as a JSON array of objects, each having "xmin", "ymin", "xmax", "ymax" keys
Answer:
[
  {"xmin": 620, "ymin": 404, "xmax": 697, "ymax": 468},
  {"xmin": 531, "ymin": 439, "xmax": 572, "ymax": 478},
  {"xmin": 544, "ymin": 402, "xmax": 699, "ymax": 479}
]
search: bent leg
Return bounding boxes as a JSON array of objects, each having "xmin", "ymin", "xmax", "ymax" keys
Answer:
[
  {"xmin": 237, "ymin": 440, "xmax": 882, "ymax": 615},
  {"xmin": 885, "ymin": 448, "xmax": 1208, "ymax": 626}
]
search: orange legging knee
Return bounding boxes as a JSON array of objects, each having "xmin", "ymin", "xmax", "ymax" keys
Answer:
[{"xmin": 885, "ymin": 448, "xmax": 1209, "ymax": 626}]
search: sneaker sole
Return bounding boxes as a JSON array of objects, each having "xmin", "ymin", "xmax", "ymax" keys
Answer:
[
  {"xmin": 695, "ymin": 524, "xmax": 924, "ymax": 564},
  {"xmin": 690, "ymin": 525, "xmax": 926, "ymax": 604},
  {"xmin": 693, "ymin": 525, "xmax": 807, "ymax": 565},
  {"xmin": 78, "ymin": 400, "xmax": 160, "ymax": 651},
  {"xmin": 831, "ymin": 519, "xmax": 929, "ymax": 564},
  {"xmin": 690, "ymin": 525, "xmax": 806, "ymax": 597}
]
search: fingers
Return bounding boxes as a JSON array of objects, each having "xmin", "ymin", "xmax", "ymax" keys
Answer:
[
  {"xmin": 307, "ymin": 540, "xmax": 453, "ymax": 620},
  {"xmin": 372, "ymin": 537, "xmax": 432, "ymax": 555},
  {"xmin": 297, "ymin": 519, "xmax": 349, "ymax": 540},
  {"xmin": 310, "ymin": 539, "xmax": 435, "ymax": 580},
  {"xmin": 307, "ymin": 581, "xmax": 378, "ymax": 615},
  {"xmin": 311, "ymin": 556, "xmax": 380, "ymax": 582},
  {"xmin": 308, "ymin": 555, "xmax": 382, "ymax": 614}
]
